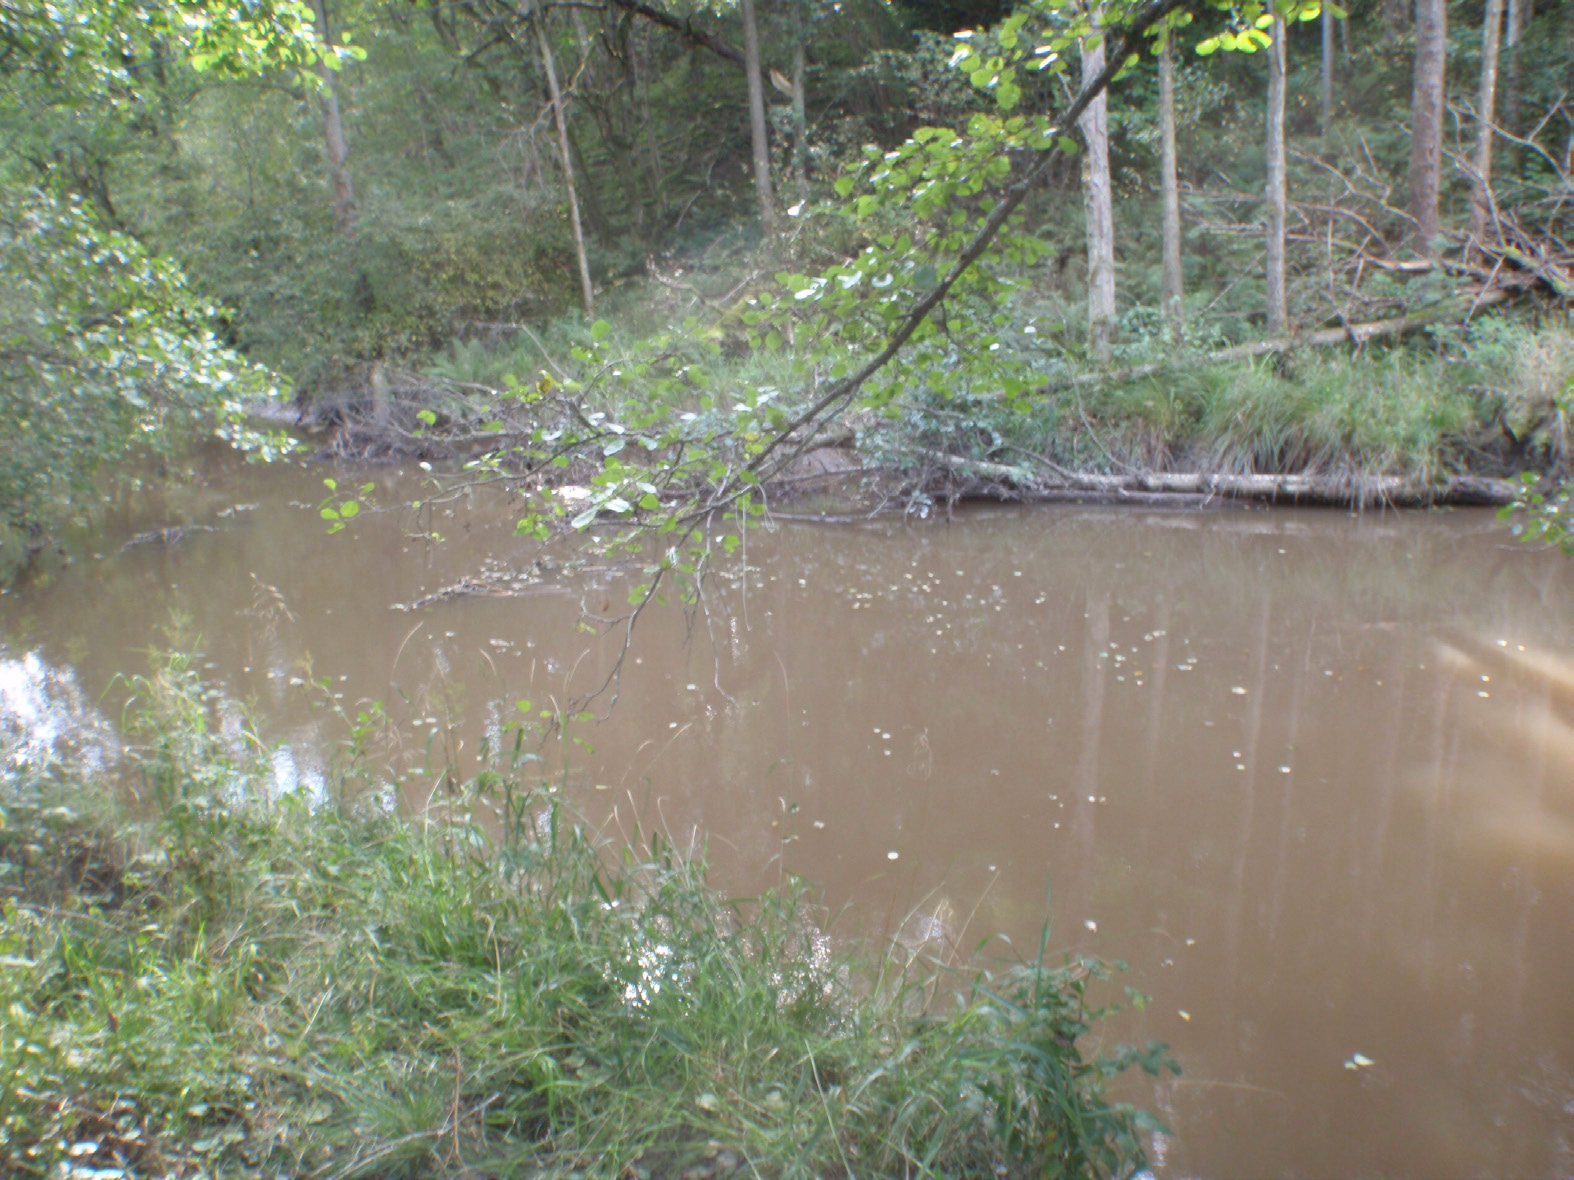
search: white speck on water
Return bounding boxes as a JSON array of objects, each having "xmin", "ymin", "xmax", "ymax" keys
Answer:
[
  {"xmin": 1231, "ymin": 686, "xmax": 1247, "ymax": 695},
  {"xmin": 813, "ymin": 820, "xmax": 825, "ymax": 829},
  {"xmin": 1279, "ymin": 765, "xmax": 1292, "ymax": 774},
  {"xmin": 686, "ymin": 683, "xmax": 697, "ymax": 691},
  {"xmin": 1084, "ymin": 919, "xmax": 1098, "ymax": 932},
  {"xmin": 887, "ymin": 850, "xmax": 899, "ymax": 860}
]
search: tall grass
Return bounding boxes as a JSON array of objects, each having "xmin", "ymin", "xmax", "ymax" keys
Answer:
[{"xmin": 0, "ymin": 657, "xmax": 1171, "ymax": 1179}]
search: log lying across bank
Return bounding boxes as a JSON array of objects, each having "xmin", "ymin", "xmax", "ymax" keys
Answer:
[{"xmin": 920, "ymin": 452, "xmax": 1521, "ymax": 508}]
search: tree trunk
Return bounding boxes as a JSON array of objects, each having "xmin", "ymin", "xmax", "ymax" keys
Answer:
[
  {"xmin": 536, "ymin": 14, "xmax": 596, "ymax": 316},
  {"xmin": 1265, "ymin": 12, "xmax": 1288, "ymax": 335},
  {"xmin": 741, "ymin": 0, "xmax": 775, "ymax": 235},
  {"xmin": 1079, "ymin": 14, "xmax": 1116, "ymax": 362},
  {"xmin": 1409, "ymin": 0, "xmax": 1447, "ymax": 254},
  {"xmin": 1469, "ymin": 0, "xmax": 1505, "ymax": 243},
  {"xmin": 791, "ymin": 21, "xmax": 809, "ymax": 200},
  {"xmin": 309, "ymin": 0, "xmax": 356, "ymax": 232},
  {"xmin": 1158, "ymin": 35, "xmax": 1184, "ymax": 336},
  {"xmin": 1502, "ymin": 0, "xmax": 1529, "ymax": 141},
  {"xmin": 1320, "ymin": 0, "xmax": 1334, "ymax": 134}
]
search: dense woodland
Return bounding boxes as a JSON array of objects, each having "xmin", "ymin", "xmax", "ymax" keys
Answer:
[{"xmin": 1, "ymin": 0, "xmax": 1572, "ymax": 570}]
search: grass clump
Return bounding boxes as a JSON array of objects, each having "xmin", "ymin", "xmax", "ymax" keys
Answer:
[{"xmin": 0, "ymin": 658, "xmax": 1172, "ymax": 1179}]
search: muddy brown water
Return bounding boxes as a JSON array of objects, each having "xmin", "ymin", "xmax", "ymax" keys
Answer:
[{"xmin": 3, "ymin": 450, "xmax": 1572, "ymax": 1179}]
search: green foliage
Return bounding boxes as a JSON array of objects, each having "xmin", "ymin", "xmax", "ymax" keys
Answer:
[
  {"xmin": 0, "ymin": 659, "xmax": 1173, "ymax": 1178},
  {"xmin": 0, "ymin": 193, "xmax": 282, "ymax": 576}
]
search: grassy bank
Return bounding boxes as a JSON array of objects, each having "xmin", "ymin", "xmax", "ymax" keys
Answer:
[{"xmin": 0, "ymin": 659, "xmax": 1171, "ymax": 1179}]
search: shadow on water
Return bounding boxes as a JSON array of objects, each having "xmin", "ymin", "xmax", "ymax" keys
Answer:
[{"xmin": 2, "ymin": 448, "xmax": 1572, "ymax": 1179}]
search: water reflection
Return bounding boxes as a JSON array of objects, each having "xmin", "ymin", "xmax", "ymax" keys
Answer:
[
  {"xmin": 0, "ymin": 650, "xmax": 113, "ymax": 774},
  {"xmin": 0, "ymin": 452, "xmax": 1571, "ymax": 1179}
]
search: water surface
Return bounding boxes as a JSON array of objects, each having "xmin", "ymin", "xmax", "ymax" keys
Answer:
[{"xmin": 3, "ymin": 451, "xmax": 1571, "ymax": 1179}]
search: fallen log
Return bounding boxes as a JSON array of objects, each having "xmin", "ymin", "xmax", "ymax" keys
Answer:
[{"xmin": 918, "ymin": 452, "xmax": 1520, "ymax": 508}]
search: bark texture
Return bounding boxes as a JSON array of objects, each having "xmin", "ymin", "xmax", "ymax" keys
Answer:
[
  {"xmin": 1265, "ymin": 13, "xmax": 1288, "ymax": 334},
  {"xmin": 741, "ymin": 0, "xmax": 775, "ymax": 235},
  {"xmin": 309, "ymin": 0, "xmax": 355, "ymax": 232},
  {"xmin": 1079, "ymin": 16, "xmax": 1116, "ymax": 362},
  {"xmin": 1409, "ymin": 0, "xmax": 1447, "ymax": 253},
  {"xmin": 1158, "ymin": 36, "xmax": 1184, "ymax": 335},
  {"xmin": 1470, "ymin": 0, "xmax": 1506, "ymax": 243}
]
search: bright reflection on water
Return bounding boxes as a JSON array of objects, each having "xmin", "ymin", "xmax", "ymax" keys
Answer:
[{"xmin": 1, "ymin": 450, "xmax": 1571, "ymax": 1179}]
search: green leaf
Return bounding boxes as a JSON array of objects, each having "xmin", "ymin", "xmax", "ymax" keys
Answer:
[{"xmin": 590, "ymin": 319, "xmax": 612, "ymax": 341}]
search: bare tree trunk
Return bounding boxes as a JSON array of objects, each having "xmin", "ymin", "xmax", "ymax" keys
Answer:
[
  {"xmin": 791, "ymin": 27, "xmax": 809, "ymax": 199},
  {"xmin": 1079, "ymin": 12, "xmax": 1116, "ymax": 362},
  {"xmin": 1409, "ymin": 0, "xmax": 1447, "ymax": 254},
  {"xmin": 740, "ymin": 0, "xmax": 775, "ymax": 235},
  {"xmin": 1502, "ymin": 0, "xmax": 1529, "ymax": 142},
  {"xmin": 1320, "ymin": 0, "xmax": 1334, "ymax": 134},
  {"xmin": 1159, "ymin": 35, "xmax": 1184, "ymax": 336},
  {"xmin": 1266, "ymin": 12, "xmax": 1289, "ymax": 334},
  {"xmin": 309, "ymin": 0, "xmax": 355, "ymax": 232},
  {"xmin": 1470, "ymin": 0, "xmax": 1506, "ymax": 243},
  {"xmin": 537, "ymin": 14, "xmax": 596, "ymax": 316}
]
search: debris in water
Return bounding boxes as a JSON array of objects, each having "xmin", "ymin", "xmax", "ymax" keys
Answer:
[{"xmin": 1344, "ymin": 1053, "xmax": 1376, "ymax": 1071}]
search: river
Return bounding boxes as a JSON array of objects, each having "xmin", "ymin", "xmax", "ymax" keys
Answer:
[{"xmin": 2, "ymin": 449, "xmax": 1571, "ymax": 1179}]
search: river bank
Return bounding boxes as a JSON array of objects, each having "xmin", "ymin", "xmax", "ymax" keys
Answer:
[
  {"xmin": 0, "ymin": 654, "xmax": 1167, "ymax": 1180},
  {"xmin": 269, "ymin": 294, "xmax": 1569, "ymax": 526}
]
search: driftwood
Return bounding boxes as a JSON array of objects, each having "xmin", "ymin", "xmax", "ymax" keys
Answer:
[
  {"xmin": 1049, "ymin": 290, "xmax": 1512, "ymax": 390},
  {"xmin": 919, "ymin": 452, "xmax": 1520, "ymax": 508}
]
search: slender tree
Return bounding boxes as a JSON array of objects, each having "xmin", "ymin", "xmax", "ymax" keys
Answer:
[
  {"xmin": 1502, "ymin": 0, "xmax": 1529, "ymax": 142},
  {"xmin": 1320, "ymin": 0, "xmax": 1334, "ymax": 133},
  {"xmin": 1469, "ymin": 0, "xmax": 1506, "ymax": 244},
  {"xmin": 536, "ymin": 12, "xmax": 595, "ymax": 316},
  {"xmin": 790, "ymin": 0, "xmax": 809, "ymax": 200},
  {"xmin": 1409, "ymin": 0, "xmax": 1447, "ymax": 253},
  {"xmin": 1158, "ymin": 33, "xmax": 1184, "ymax": 336},
  {"xmin": 741, "ymin": 0, "xmax": 775, "ymax": 234},
  {"xmin": 1079, "ymin": 8, "xmax": 1116, "ymax": 361},
  {"xmin": 1265, "ymin": 12, "xmax": 1288, "ymax": 334},
  {"xmin": 309, "ymin": 0, "xmax": 355, "ymax": 232}
]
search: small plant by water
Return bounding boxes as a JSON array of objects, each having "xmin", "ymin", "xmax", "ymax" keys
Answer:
[{"xmin": 0, "ymin": 657, "xmax": 1173, "ymax": 1179}]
